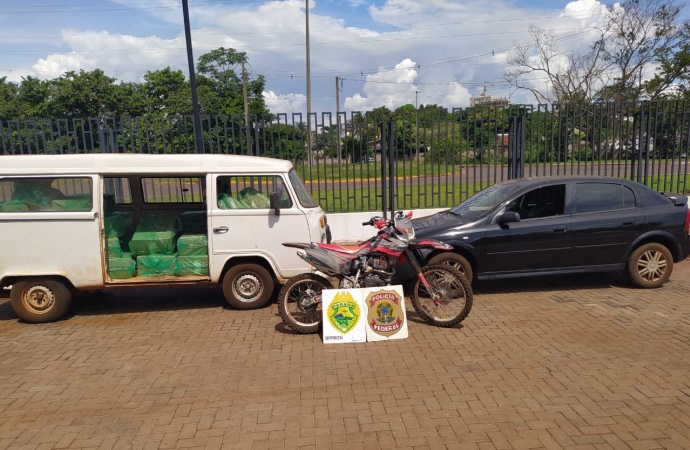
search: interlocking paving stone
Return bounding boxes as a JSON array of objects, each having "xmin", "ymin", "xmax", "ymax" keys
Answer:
[{"xmin": 0, "ymin": 261, "xmax": 689, "ymax": 449}]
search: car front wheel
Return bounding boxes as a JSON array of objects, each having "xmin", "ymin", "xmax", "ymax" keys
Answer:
[
  {"xmin": 428, "ymin": 253, "xmax": 474, "ymax": 283},
  {"xmin": 626, "ymin": 243, "xmax": 673, "ymax": 289}
]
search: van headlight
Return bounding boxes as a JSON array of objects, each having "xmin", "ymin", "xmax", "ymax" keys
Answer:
[{"xmin": 319, "ymin": 215, "xmax": 327, "ymax": 228}]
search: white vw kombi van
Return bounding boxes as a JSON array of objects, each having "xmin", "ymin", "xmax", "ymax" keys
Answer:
[{"xmin": 0, "ymin": 154, "xmax": 331, "ymax": 323}]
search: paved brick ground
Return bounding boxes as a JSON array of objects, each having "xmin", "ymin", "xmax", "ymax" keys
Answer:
[{"xmin": 1, "ymin": 262, "xmax": 689, "ymax": 450}]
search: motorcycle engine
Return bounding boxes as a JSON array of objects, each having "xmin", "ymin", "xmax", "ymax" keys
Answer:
[{"xmin": 361, "ymin": 274, "xmax": 387, "ymax": 287}]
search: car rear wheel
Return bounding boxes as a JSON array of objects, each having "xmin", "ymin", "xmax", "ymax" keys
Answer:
[
  {"xmin": 626, "ymin": 243, "xmax": 673, "ymax": 289},
  {"xmin": 427, "ymin": 253, "xmax": 474, "ymax": 283}
]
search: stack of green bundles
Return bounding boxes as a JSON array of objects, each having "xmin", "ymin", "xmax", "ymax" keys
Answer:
[
  {"xmin": 128, "ymin": 214, "xmax": 181, "ymax": 277},
  {"xmin": 107, "ymin": 253, "xmax": 136, "ymax": 279},
  {"xmin": 137, "ymin": 254, "xmax": 178, "ymax": 278},
  {"xmin": 52, "ymin": 194, "xmax": 92, "ymax": 211},
  {"xmin": 104, "ymin": 199, "xmax": 135, "ymax": 279},
  {"xmin": 129, "ymin": 214, "xmax": 180, "ymax": 256},
  {"xmin": 175, "ymin": 234, "xmax": 209, "ymax": 276},
  {"xmin": 0, "ymin": 200, "xmax": 29, "ymax": 212}
]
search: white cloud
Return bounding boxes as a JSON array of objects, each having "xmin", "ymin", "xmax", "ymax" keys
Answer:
[
  {"xmin": 263, "ymin": 91, "xmax": 306, "ymax": 114},
  {"xmin": 32, "ymin": 30, "xmax": 187, "ymax": 82}
]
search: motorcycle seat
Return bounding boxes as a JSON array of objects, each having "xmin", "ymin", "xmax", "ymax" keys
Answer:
[{"xmin": 317, "ymin": 242, "xmax": 368, "ymax": 254}]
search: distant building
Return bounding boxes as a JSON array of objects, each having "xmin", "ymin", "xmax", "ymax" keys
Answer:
[{"xmin": 470, "ymin": 84, "xmax": 509, "ymax": 108}]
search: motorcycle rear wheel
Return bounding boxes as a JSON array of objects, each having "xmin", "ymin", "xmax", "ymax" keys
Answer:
[
  {"xmin": 411, "ymin": 264, "xmax": 473, "ymax": 327},
  {"xmin": 278, "ymin": 273, "xmax": 333, "ymax": 334}
]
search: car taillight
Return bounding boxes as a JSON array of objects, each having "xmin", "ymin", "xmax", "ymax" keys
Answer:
[{"xmin": 685, "ymin": 208, "xmax": 690, "ymax": 234}]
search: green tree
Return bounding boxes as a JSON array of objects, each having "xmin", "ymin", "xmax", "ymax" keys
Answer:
[
  {"xmin": 142, "ymin": 67, "xmax": 189, "ymax": 115},
  {"xmin": 46, "ymin": 69, "xmax": 123, "ymax": 118},
  {"xmin": 196, "ymin": 47, "xmax": 269, "ymax": 116},
  {"xmin": 0, "ymin": 77, "xmax": 19, "ymax": 121}
]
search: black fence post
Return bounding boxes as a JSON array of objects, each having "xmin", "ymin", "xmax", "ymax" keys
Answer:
[
  {"xmin": 388, "ymin": 119, "xmax": 396, "ymax": 218},
  {"xmin": 508, "ymin": 116, "xmax": 525, "ymax": 179},
  {"xmin": 380, "ymin": 122, "xmax": 388, "ymax": 220}
]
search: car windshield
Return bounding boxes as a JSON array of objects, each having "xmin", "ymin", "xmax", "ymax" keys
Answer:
[
  {"xmin": 449, "ymin": 183, "xmax": 518, "ymax": 220},
  {"xmin": 289, "ymin": 169, "xmax": 319, "ymax": 208}
]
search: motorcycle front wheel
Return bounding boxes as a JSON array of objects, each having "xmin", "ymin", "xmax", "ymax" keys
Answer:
[
  {"xmin": 411, "ymin": 263, "xmax": 473, "ymax": 327},
  {"xmin": 278, "ymin": 273, "xmax": 333, "ymax": 334}
]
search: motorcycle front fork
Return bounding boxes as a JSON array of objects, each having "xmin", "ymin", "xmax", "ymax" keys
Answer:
[{"xmin": 405, "ymin": 249, "xmax": 442, "ymax": 306}]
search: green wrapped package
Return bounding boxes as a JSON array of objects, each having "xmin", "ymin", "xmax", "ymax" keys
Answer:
[
  {"xmin": 10, "ymin": 180, "xmax": 65, "ymax": 209},
  {"xmin": 238, "ymin": 187, "xmax": 270, "ymax": 209},
  {"xmin": 179, "ymin": 211, "xmax": 207, "ymax": 233},
  {"xmin": 0, "ymin": 200, "xmax": 29, "ymax": 212},
  {"xmin": 128, "ymin": 214, "xmax": 180, "ymax": 256},
  {"xmin": 107, "ymin": 257, "xmax": 136, "ymax": 279},
  {"xmin": 177, "ymin": 234, "xmax": 208, "ymax": 256},
  {"xmin": 175, "ymin": 255, "xmax": 209, "ymax": 276},
  {"xmin": 217, "ymin": 193, "xmax": 248, "ymax": 209},
  {"xmin": 104, "ymin": 211, "xmax": 133, "ymax": 238},
  {"xmin": 52, "ymin": 194, "xmax": 92, "ymax": 211},
  {"xmin": 106, "ymin": 237, "xmax": 124, "ymax": 258},
  {"xmin": 137, "ymin": 254, "xmax": 177, "ymax": 277}
]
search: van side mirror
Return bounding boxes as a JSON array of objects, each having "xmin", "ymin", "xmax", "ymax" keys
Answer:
[
  {"xmin": 498, "ymin": 211, "xmax": 520, "ymax": 226},
  {"xmin": 270, "ymin": 192, "xmax": 281, "ymax": 215}
]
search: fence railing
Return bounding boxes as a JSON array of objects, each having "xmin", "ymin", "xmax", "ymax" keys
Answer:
[{"xmin": 2, "ymin": 101, "xmax": 689, "ymax": 213}]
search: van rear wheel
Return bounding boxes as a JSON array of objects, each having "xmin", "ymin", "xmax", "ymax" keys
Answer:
[
  {"xmin": 10, "ymin": 280, "xmax": 72, "ymax": 323},
  {"xmin": 222, "ymin": 263, "xmax": 273, "ymax": 310}
]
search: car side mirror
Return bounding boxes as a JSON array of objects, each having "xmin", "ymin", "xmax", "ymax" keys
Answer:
[
  {"xmin": 498, "ymin": 211, "xmax": 520, "ymax": 226},
  {"xmin": 269, "ymin": 192, "xmax": 281, "ymax": 215}
]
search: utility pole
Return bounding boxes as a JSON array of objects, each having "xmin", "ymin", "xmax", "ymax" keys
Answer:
[
  {"xmin": 305, "ymin": 0, "xmax": 313, "ymax": 169},
  {"xmin": 241, "ymin": 60, "xmax": 252, "ymax": 156},
  {"xmin": 335, "ymin": 76, "xmax": 341, "ymax": 161},
  {"xmin": 182, "ymin": 0, "xmax": 204, "ymax": 154},
  {"xmin": 415, "ymin": 90, "xmax": 419, "ymax": 159}
]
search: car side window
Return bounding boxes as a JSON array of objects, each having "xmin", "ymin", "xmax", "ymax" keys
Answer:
[
  {"xmin": 576, "ymin": 183, "xmax": 635, "ymax": 214},
  {"xmin": 504, "ymin": 184, "xmax": 566, "ymax": 220}
]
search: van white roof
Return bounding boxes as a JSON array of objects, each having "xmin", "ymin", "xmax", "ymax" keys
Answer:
[{"xmin": 0, "ymin": 153, "xmax": 295, "ymax": 175}]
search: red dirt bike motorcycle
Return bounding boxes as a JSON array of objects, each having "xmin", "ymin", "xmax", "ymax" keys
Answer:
[{"xmin": 278, "ymin": 211, "xmax": 473, "ymax": 334}]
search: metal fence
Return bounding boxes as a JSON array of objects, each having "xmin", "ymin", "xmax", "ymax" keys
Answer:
[{"xmin": 1, "ymin": 100, "xmax": 689, "ymax": 213}]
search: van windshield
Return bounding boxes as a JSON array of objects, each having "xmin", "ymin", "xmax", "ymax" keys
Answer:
[{"xmin": 289, "ymin": 170, "xmax": 319, "ymax": 208}]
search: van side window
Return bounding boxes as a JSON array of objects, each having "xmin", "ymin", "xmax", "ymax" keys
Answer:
[
  {"xmin": 104, "ymin": 178, "xmax": 133, "ymax": 206},
  {"xmin": 0, "ymin": 177, "xmax": 93, "ymax": 212},
  {"xmin": 141, "ymin": 177, "xmax": 204, "ymax": 204},
  {"xmin": 216, "ymin": 176, "xmax": 292, "ymax": 209}
]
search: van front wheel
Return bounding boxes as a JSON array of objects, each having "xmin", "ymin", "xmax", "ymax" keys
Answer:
[
  {"xmin": 222, "ymin": 264, "xmax": 273, "ymax": 310},
  {"xmin": 10, "ymin": 280, "xmax": 72, "ymax": 323}
]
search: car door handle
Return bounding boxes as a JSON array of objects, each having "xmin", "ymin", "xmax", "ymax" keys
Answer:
[
  {"xmin": 553, "ymin": 226, "xmax": 567, "ymax": 233},
  {"xmin": 623, "ymin": 219, "xmax": 635, "ymax": 226},
  {"xmin": 213, "ymin": 226, "xmax": 229, "ymax": 234}
]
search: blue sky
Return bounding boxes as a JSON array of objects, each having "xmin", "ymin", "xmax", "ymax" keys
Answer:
[{"xmin": 0, "ymin": 0, "xmax": 659, "ymax": 113}]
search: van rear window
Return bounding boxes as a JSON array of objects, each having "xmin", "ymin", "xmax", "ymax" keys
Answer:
[
  {"xmin": 142, "ymin": 177, "xmax": 204, "ymax": 204},
  {"xmin": 0, "ymin": 177, "xmax": 93, "ymax": 212}
]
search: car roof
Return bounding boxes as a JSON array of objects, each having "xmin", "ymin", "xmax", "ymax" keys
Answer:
[{"xmin": 496, "ymin": 175, "xmax": 647, "ymax": 189}]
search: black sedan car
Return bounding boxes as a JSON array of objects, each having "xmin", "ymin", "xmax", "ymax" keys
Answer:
[{"xmin": 412, "ymin": 176, "xmax": 690, "ymax": 288}]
